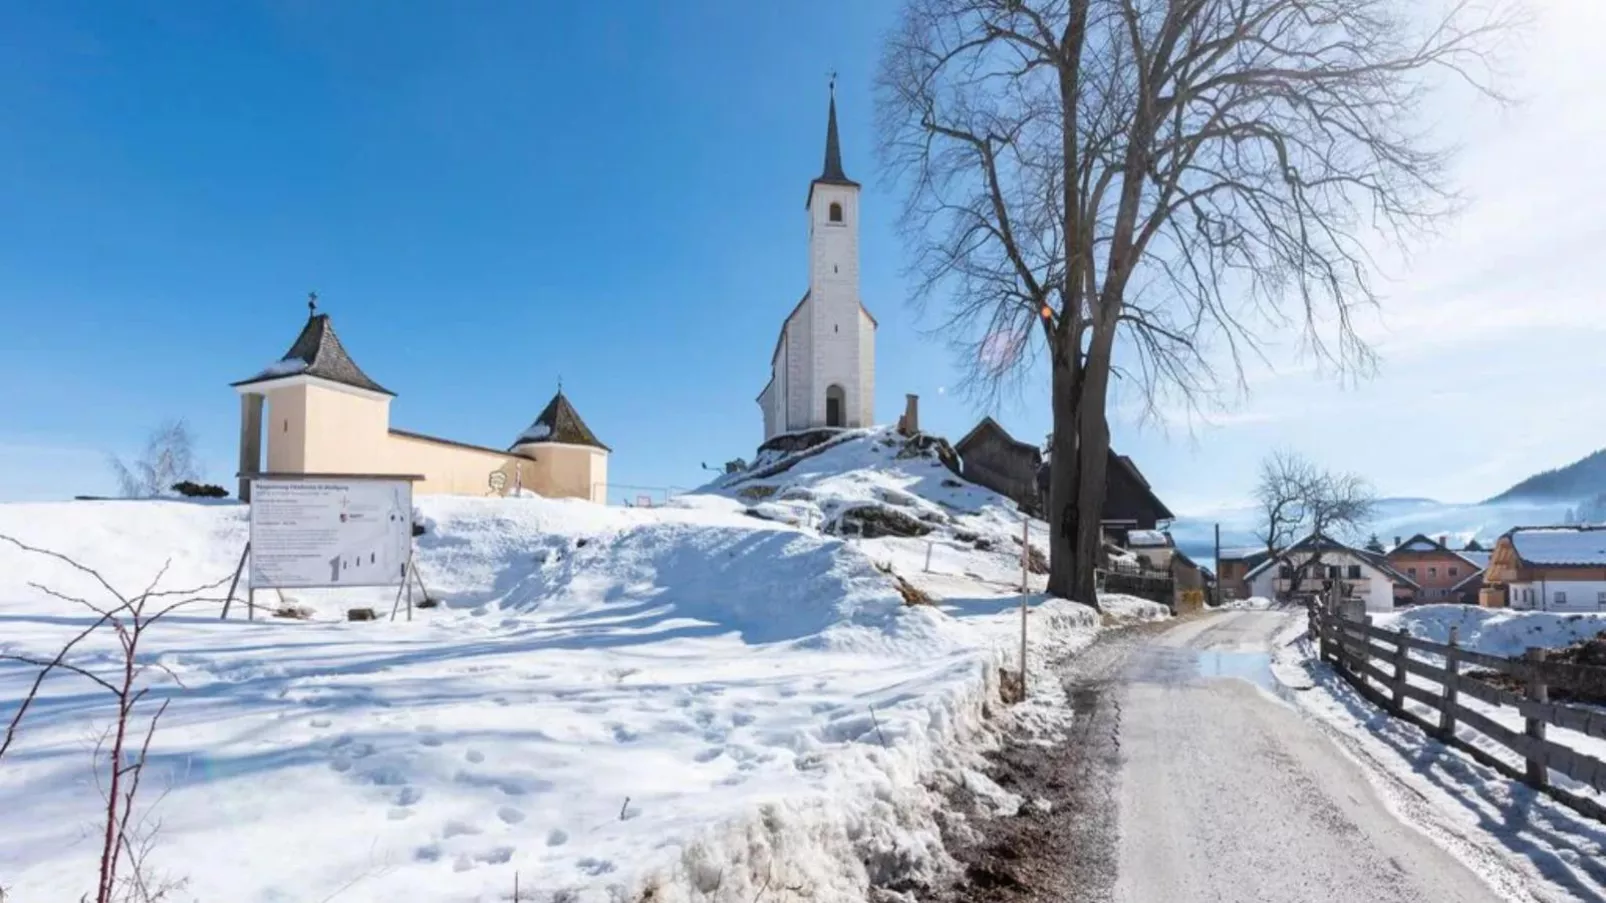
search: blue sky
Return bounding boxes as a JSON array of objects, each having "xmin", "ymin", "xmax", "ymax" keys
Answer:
[{"xmin": 1, "ymin": 0, "xmax": 1601, "ymax": 512}]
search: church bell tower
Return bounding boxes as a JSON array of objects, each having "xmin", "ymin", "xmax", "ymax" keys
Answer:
[{"xmin": 806, "ymin": 79, "xmax": 870, "ymax": 430}]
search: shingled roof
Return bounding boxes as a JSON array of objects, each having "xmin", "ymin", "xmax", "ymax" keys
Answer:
[
  {"xmin": 232, "ymin": 313, "xmax": 393, "ymax": 396},
  {"xmin": 512, "ymin": 391, "xmax": 610, "ymax": 452}
]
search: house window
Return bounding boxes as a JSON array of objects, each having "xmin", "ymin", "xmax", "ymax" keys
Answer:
[
  {"xmin": 1347, "ymin": 565, "xmax": 1361, "ymax": 579},
  {"xmin": 1328, "ymin": 565, "xmax": 1341, "ymax": 579},
  {"xmin": 1407, "ymin": 567, "xmax": 1417, "ymax": 578},
  {"xmin": 829, "ymin": 202, "xmax": 843, "ymax": 223},
  {"xmin": 1449, "ymin": 567, "xmax": 1458, "ymax": 577},
  {"xmin": 1278, "ymin": 565, "xmax": 1293, "ymax": 579},
  {"xmin": 1555, "ymin": 591, "xmax": 1567, "ymax": 605},
  {"xmin": 1597, "ymin": 590, "xmax": 1605, "ymax": 608},
  {"xmin": 1428, "ymin": 567, "xmax": 1437, "ymax": 578}
]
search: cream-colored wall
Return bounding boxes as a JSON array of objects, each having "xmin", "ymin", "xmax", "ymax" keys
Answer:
[
  {"xmin": 513, "ymin": 442, "xmax": 607, "ymax": 503},
  {"xmin": 263, "ymin": 384, "xmax": 308, "ymax": 472},
  {"xmin": 386, "ymin": 432, "xmax": 537, "ymax": 496},
  {"xmin": 258, "ymin": 379, "xmax": 608, "ymax": 501},
  {"xmin": 299, "ymin": 386, "xmax": 392, "ymax": 474}
]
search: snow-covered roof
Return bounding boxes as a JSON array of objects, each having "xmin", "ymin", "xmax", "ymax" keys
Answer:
[
  {"xmin": 1508, "ymin": 527, "xmax": 1606, "ymax": 566},
  {"xmin": 1458, "ymin": 550, "xmax": 1492, "ymax": 570},
  {"xmin": 512, "ymin": 391, "xmax": 609, "ymax": 451},
  {"xmin": 232, "ymin": 313, "xmax": 393, "ymax": 396},
  {"xmin": 1127, "ymin": 529, "xmax": 1170, "ymax": 548}
]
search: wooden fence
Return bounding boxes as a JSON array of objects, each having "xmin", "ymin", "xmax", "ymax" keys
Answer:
[{"xmin": 1308, "ymin": 601, "xmax": 1606, "ymax": 822}]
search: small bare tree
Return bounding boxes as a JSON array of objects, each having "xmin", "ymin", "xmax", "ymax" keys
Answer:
[
  {"xmin": 0, "ymin": 534, "xmax": 226, "ymax": 902},
  {"xmin": 1253, "ymin": 450, "xmax": 1317, "ymax": 558},
  {"xmin": 1251, "ymin": 452, "xmax": 1375, "ymax": 598},
  {"xmin": 878, "ymin": 0, "xmax": 1519, "ymax": 603},
  {"xmin": 109, "ymin": 421, "xmax": 199, "ymax": 499}
]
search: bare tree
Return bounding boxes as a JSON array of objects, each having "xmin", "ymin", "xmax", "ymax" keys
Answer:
[
  {"xmin": 1253, "ymin": 449, "xmax": 1317, "ymax": 558},
  {"xmin": 109, "ymin": 421, "xmax": 199, "ymax": 499},
  {"xmin": 878, "ymin": 0, "xmax": 1519, "ymax": 602},
  {"xmin": 1250, "ymin": 452, "xmax": 1375, "ymax": 597},
  {"xmin": 0, "ymin": 534, "xmax": 226, "ymax": 902}
]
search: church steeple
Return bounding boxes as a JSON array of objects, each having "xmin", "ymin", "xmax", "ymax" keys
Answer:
[{"xmin": 814, "ymin": 78, "xmax": 859, "ymax": 189}]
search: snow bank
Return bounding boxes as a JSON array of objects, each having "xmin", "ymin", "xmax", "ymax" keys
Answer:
[
  {"xmin": 1221, "ymin": 596, "xmax": 1275, "ymax": 611},
  {"xmin": 0, "ymin": 430, "xmax": 1133, "ymax": 903},
  {"xmin": 1374, "ymin": 604, "xmax": 1606, "ymax": 658}
]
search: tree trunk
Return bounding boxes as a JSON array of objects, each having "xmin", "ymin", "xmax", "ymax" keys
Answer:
[
  {"xmin": 1071, "ymin": 329, "xmax": 1116, "ymax": 606},
  {"xmin": 1046, "ymin": 348, "xmax": 1081, "ymax": 601}
]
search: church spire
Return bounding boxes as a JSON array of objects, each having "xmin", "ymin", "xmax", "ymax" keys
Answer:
[{"xmin": 814, "ymin": 76, "xmax": 857, "ymax": 188}]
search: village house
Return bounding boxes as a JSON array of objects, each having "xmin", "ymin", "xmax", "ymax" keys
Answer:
[
  {"xmin": 1243, "ymin": 533, "xmax": 1416, "ymax": 612},
  {"xmin": 1483, "ymin": 526, "xmax": 1606, "ymax": 612},
  {"xmin": 950, "ymin": 418, "xmax": 1175, "ymax": 542},
  {"xmin": 1384, "ymin": 534, "xmax": 1482, "ymax": 604},
  {"xmin": 1216, "ymin": 548, "xmax": 1271, "ymax": 602},
  {"xmin": 233, "ymin": 303, "xmax": 609, "ymax": 502}
]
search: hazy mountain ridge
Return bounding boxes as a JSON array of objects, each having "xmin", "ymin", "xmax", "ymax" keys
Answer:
[{"xmin": 1488, "ymin": 448, "xmax": 1606, "ymax": 503}]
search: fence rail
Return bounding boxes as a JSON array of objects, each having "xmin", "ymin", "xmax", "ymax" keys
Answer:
[{"xmin": 1308, "ymin": 602, "xmax": 1606, "ymax": 822}]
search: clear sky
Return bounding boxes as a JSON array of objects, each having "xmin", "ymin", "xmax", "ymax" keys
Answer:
[{"xmin": 0, "ymin": 0, "xmax": 1598, "ymax": 513}]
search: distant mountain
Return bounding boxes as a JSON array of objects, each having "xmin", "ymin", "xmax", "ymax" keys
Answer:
[{"xmin": 1487, "ymin": 449, "xmax": 1606, "ymax": 504}]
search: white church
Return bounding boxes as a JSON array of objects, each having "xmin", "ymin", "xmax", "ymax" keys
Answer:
[{"xmin": 756, "ymin": 85, "xmax": 876, "ymax": 439}]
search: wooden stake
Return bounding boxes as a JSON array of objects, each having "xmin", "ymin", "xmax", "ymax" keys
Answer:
[
  {"xmin": 1020, "ymin": 514, "xmax": 1030, "ymax": 699},
  {"xmin": 220, "ymin": 543, "xmax": 249, "ymax": 620}
]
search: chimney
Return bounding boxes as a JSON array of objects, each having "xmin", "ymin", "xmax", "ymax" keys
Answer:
[
  {"xmin": 1438, "ymin": 534, "xmax": 1448, "ymax": 548},
  {"xmin": 1393, "ymin": 536, "xmax": 1401, "ymax": 549},
  {"xmin": 902, "ymin": 394, "xmax": 920, "ymax": 436}
]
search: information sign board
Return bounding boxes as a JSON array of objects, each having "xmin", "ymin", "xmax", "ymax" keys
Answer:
[{"xmin": 249, "ymin": 479, "xmax": 413, "ymax": 589}]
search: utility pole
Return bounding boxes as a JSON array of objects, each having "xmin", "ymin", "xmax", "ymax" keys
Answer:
[{"xmin": 1213, "ymin": 522, "xmax": 1221, "ymax": 606}]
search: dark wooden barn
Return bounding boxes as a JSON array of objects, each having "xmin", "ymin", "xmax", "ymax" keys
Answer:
[
  {"xmin": 953, "ymin": 417, "xmax": 1042, "ymax": 512},
  {"xmin": 953, "ymin": 419, "xmax": 1174, "ymax": 534}
]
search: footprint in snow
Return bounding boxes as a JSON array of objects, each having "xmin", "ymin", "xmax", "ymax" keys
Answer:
[
  {"xmin": 416, "ymin": 726, "xmax": 444, "ymax": 747},
  {"xmin": 497, "ymin": 806, "xmax": 525, "ymax": 824},
  {"xmin": 693, "ymin": 747, "xmax": 723, "ymax": 763},
  {"xmin": 387, "ymin": 807, "xmax": 414, "ymax": 821},
  {"xmin": 611, "ymin": 724, "xmax": 639, "ymax": 743},
  {"xmin": 577, "ymin": 857, "xmax": 616, "ymax": 876},
  {"xmin": 309, "ymin": 717, "xmax": 332, "ymax": 728},
  {"xmin": 443, "ymin": 820, "xmax": 481, "ymax": 838},
  {"xmin": 464, "ymin": 749, "xmax": 485, "ymax": 764},
  {"xmin": 395, "ymin": 786, "xmax": 424, "ymax": 806},
  {"xmin": 476, "ymin": 846, "xmax": 514, "ymax": 865},
  {"xmin": 546, "ymin": 829, "xmax": 568, "ymax": 847},
  {"xmin": 415, "ymin": 844, "xmax": 442, "ymax": 862}
]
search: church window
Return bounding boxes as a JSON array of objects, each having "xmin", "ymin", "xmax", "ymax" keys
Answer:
[{"xmin": 829, "ymin": 202, "xmax": 843, "ymax": 223}]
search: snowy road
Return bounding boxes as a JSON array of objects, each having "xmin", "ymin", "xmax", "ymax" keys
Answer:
[
  {"xmin": 938, "ymin": 609, "xmax": 1544, "ymax": 902},
  {"xmin": 1109, "ymin": 611, "xmax": 1502, "ymax": 903}
]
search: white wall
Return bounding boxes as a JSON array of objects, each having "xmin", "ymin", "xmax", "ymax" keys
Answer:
[
  {"xmin": 808, "ymin": 182, "xmax": 863, "ymax": 427},
  {"xmin": 1246, "ymin": 549, "xmax": 1396, "ymax": 612},
  {"xmin": 1509, "ymin": 580, "xmax": 1606, "ymax": 612},
  {"xmin": 784, "ymin": 308, "xmax": 811, "ymax": 432},
  {"xmin": 858, "ymin": 307, "xmax": 876, "ymax": 427}
]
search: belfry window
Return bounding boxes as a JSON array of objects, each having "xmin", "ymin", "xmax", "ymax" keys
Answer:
[{"xmin": 829, "ymin": 202, "xmax": 843, "ymax": 223}]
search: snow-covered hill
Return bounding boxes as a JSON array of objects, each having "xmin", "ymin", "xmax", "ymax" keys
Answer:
[{"xmin": 0, "ymin": 428, "xmax": 1160, "ymax": 903}]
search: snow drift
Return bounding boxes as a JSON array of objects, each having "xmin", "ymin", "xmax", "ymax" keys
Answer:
[{"xmin": 0, "ymin": 428, "xmax": 1149, "ymax": 903}]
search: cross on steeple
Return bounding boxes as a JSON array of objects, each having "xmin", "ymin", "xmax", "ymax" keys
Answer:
[{"xmin": 307, "ymin": 291, "xmax": 318, "ymax": 316}]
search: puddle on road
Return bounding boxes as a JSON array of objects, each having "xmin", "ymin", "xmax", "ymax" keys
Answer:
[{"xmin": 1131, "ymin": 646, "xmax": 1302, "ymax": 703}]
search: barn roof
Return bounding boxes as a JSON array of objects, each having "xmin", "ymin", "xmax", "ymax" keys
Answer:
[{"xmin": 1505, "ymin": 526, "xmax": 1606, "ymax": 567}]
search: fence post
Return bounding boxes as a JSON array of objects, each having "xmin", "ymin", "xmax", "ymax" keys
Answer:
[
  {"xmin": 1391, "ymin": 627, "xmax": 1409, "ymax": 713},
  {"xmin": 1524, "ymin": 647, "xmax": 1549, "ymax": 789},
  {"xmin": 1313, "ymin": 601, "xmax": 1329, "ymax": 663},
  {"xmin": 1439, "ymin": 625, "xmax": 1459, "ymax": 742}
]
